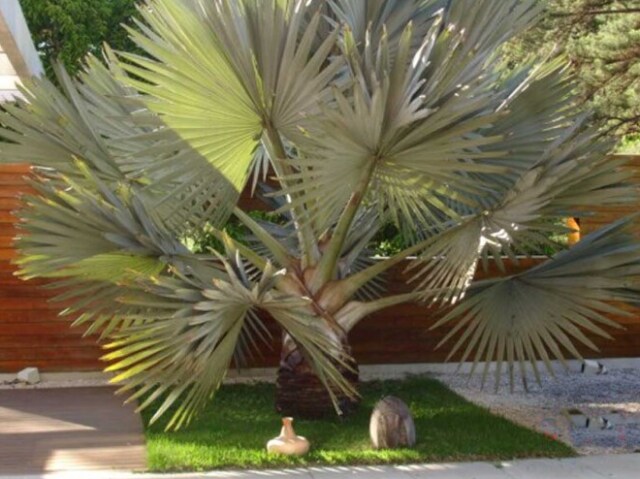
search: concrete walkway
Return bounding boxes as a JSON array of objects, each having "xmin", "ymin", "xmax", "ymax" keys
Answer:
[
  {"xmin": 0, "ymin": 387, "xmax": 145, "ymax": 474},
  {"xmin": 2, "ymin": 454, "xmax": 639, "ymax": 479}
]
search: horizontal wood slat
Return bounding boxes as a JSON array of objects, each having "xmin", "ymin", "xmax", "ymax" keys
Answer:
[
  {"xmin": 0, "ymin": 236, "xmax": 17, "ymax": 248},
  {"xmin": 0, "ymin": 310, "xmax": 74, "ymax": 322},
  {"xmin": 0, "ymin": 347, "xmax": 102, "ymax": 361},
  {"xmin": 0, "ymin": 298, "xmax": 72, "ymax": 310},
  {"xmin": 0, "ymin": 198, "xmax": 22, "ymax": 209},
  {"xmin": 0, "ymin": 185, "xmax": 36, "ymax": 198},
  {"xmin": 1, "ymin": 160, "xmax": 639, "ymax": 374},
  {"xmin": 0, "ymin": 322, "xmax": 90, "ymax": 336},
  {"xmin": 0, "ymin": 164, "xmax": 31, "ymax": 174},
  {"xmin": 0, "ymin": 211, "xmax": 19, "ymax": 223},
  {"xmin": 0, "ymin": 283, "xmax": 62, "ymax": 297},
  {"xmin": 0, "ymin": 249, "xmax": 17, "ymax": 261},
  {"xmin": 0, "ymin": 335, "xmax": 99, "ymax": 347}
]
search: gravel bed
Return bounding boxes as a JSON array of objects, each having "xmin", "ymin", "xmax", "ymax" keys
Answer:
[{"xmin": 434, "ymin": 364, "xmax": 640, "ymax": 456}]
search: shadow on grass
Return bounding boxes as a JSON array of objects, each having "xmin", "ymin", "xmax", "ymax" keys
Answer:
[{"xmin": 142, "ymin": 376, "xmax": 575, "ymax": 472}]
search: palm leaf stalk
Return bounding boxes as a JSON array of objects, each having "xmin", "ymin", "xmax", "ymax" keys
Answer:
[{"xmin": 1, "ymin": 0, "xmax": 639, "ymax": 427}]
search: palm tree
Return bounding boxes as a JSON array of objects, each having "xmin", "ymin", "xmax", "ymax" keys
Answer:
[{"xmin": 2, "ymin": 0, "xmax": 639, "ymax": 429}]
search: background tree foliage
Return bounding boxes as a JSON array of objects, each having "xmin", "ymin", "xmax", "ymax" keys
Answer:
[
  {"xmin": 19, "ymin": 0, "xmax": 138, "ymax": 78},
  {"xmin": 505, "ymin": 0, "xmax": 640, "ymax": 143}
]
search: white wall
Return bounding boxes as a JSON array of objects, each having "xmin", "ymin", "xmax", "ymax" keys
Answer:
[
  {"xmin": 0, "ymin": 0, "xmax": 43, "ymax": 101},
  {"xmin": 0, "ymin": 0, "xmax": 43, "ymax": 76}
]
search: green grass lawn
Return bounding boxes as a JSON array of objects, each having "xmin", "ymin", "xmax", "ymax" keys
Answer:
[{"xmin": 142, "ymin": 375, "xmax": 574, "ymax": 472}]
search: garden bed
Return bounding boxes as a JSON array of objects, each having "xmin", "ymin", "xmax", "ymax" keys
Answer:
[{"xmin": 143, "ymin": 376, "xmax": 574, "ymax": 472}]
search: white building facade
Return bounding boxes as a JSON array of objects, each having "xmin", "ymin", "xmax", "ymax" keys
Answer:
[{"xmin": 0, "ymin": 0, "xmax": 43, "ymax": 101}]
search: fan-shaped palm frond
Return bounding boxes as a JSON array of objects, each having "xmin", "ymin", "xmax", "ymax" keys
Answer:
[
  {"xmin": 432, "ymin": 217, "xmax": 640, "ymax": 390},
  {"xmin": 15, "ymin": 165, "xmax": 190, "ymax": 279},
  {"xmin": 121, "ymin": 0, "xmax": 341, "ymax": 188},
  {"xmin": 328, "ymin": 0, "xmax": 446, "ymax": 59},
  {"xmin": 278, "ymin": 16, "xmax": 507, "ymax": 236},
  {"xmin": 12, "ymin": 162, "xmax": 210, "ymax": 337},
  {"xmin": 119, "ymin": 1, "xmax": 260, "ymax": 191},
  {"xmin": 105, "ymin": 254, "xmax": 357, "ymax": 430},
  {"xmin": 0, "ymin": 51, "xmax": 240, "ymax": 231},
  {"xmin": 0, "ymin": 66, "xmax": 124, "ymax": 183},
  {"xmin": 399, "ymin": 58, "xmax": 637, "ymax": 304}
]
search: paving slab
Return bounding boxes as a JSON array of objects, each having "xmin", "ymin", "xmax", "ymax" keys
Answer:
[
  {"xmin": 498, "ymin": 457, "xmax": 607, "ymax": 479},
  {"xmin": 573, "ymin": 454, "xmax": 640, "ymax": 478},
  {"xmin": 399, "ymin": 461, "xmax": 511, "ymax": 478},
  {"xmin": 307, "ymin": 465, "xmax": 410, "ymax": 479},
  {"xmin": 0, "ymin": 386, "xmax": 145, "ymax": 474}
]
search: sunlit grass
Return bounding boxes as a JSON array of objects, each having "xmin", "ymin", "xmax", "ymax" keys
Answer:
[{"xmin": 143, "ymin": 376, "xmax": 574, "ymax": 472}]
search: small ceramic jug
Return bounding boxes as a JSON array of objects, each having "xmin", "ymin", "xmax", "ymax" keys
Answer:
[{"xmin": 266, "ymin": 417, "xmax": 310, "ymax": 456}]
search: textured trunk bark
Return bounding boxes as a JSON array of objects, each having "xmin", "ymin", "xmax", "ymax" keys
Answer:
[{"xmin": 275, "ymin": 335, "xmax": 360, "ymax": 419}]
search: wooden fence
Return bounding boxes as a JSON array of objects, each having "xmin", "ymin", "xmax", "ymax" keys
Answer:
[
  {"xmin": 0, "ymin": 164, "xmax": 103, "ymax": 371},
  {"xmin": 1, "ymin": 157, "xmax": 639, "ymax": 372}
]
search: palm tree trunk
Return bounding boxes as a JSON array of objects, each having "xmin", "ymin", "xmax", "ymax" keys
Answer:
[{"xmin": 275, "ymin": 334, "xmax": 360, "ymax": 419}]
